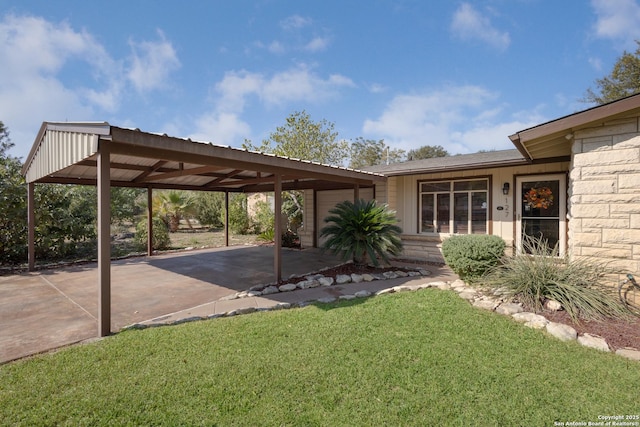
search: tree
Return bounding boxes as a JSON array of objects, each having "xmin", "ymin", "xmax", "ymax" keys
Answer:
[
  {"xmin": 320, "ymin": 199, "xmax": 403, "ymax": 267},
  {"xmin": 194, "ymin": 192, "xmax": 225, "ymax": 228},
  {"xmin": 349, "ymin": 138, "xmax": 405, "ymax": 169},
  {"xmin": 406, "ymin": 145, "xmax": 449, "ymax": 160},
  {"xmin": 583, "ymin": 41, "xmax": 640, "ymax": 105},
  {"xmin": 243, "ymin": 111, "xmax": 349, "ymax": 232},
  {"xmin": 243, "ymin": 110, "xmax": 349, "ymax": 166},
  {"xmin": 152, "ymin": 190, "xmax": 197, "ymax": 232}
]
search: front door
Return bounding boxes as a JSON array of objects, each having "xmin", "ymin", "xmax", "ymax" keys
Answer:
[{"xmin": 516, "ymin": 174, "xmax": 567, "ymax": 255}]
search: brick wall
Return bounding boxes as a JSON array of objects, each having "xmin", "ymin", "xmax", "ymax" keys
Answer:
[{"xmin": 570, "ymin": 116, "xmax": 640, "ymax": 274}]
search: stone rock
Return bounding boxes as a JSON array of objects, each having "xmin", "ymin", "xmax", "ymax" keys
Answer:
[
  {"xmin": 383, "ymin": 271, "xmax": 399, "ymax": 279},
  {"xmin": 427, "ymin": 281, "xmax": 447, "ymax": 289},
  {"xmin": 512, "ymin": 312, "xmax": 547, "ymax": 324},
  {"xmin": 436, "ymin": 282, "xmax": 451, "ymax": 290},
  {"xmin": 278, "ymin": 283, "xmax": 298, "ymax": 292},
  {"xmin": 615, "ymin": 348, "xmax": 640, "ymax": 361},
  {"xmin": 317, "ymin": 297, "xmax": 336, "ymax": 304},
  {"xmin": 546, "ymin": 322, "xmax": 577, "ymax": 342},
  {"xmin": 235, "ymin": 307, "xmax": 256, "ymax": 315},
  {"xmin": 418, "ymin": 269, "xmax": 431, "ymax": 276},
  {"xmin": 318, "ymin": 277, "xmax": 334, "ymax": 287},
  {"xmin": 339, "ymin": 294, "xmax": 356, "ymax": 300},
  {"xmin": 375, "ymin": 288, "xmax": 395, "ymax": 295},
  {"xmin": 577, "ymin": 333, "xmax": 610, "ymax": 352},
  {"xmin": 336, "ymin": 274, "xmax": 352, "ymax": 284},
  {"xmin": 495, "ymin": 303, "xmax": 523, "ymax": 316},
  {"xmin": 174, "ymin": 316, "xmax": 204, "ymax": 324},
  {"xmin": 297, "ymin": 280, "xmax": 319, "ymax": 289},
  {"xmin": 249, "ymin": 284, "xmax": 264, "ymax": 291},
  {"xmin": 207, "ymin": 313, "xmax": 225, "ymax": 319},
  {"xmin": 246, "ymin": 290, "xmax": 262, "ymax": 297},
  {"xmin": 407, "ymin": 271, "xmax": 421, "ymax": 277},
  {"xmin": 351, "ymin": 274, "xmax": 364, "ymax": 283},
  {"xmin": 524, "ymin": 319, "xmax": 548, "ymax": 329},
  {"xmin": 305, "ymin": 274, "xmax": 325, "ymax": 281},
  {"xmin": 372, "ymin": 273, "xmax": 386, "ymax": 281},
  {"xmin": 458, "ymin": 291, "xmax": 477, "ymax": 301},
  {"xmin": 362, "ymin": 274, "xmax": 375, "ymax": 282},
  {"xmin": 261, "ymin": 286, "xmax": 280, "ymax": 295},
  {"xmin": 355, "ymin": 290, "xmax": 372, "ymax": 298},
  {"xmin": 274, "ymin": 302, "xmax": 291, "ymax": 310},
  {"xmin": 450, "ymin": 279, "xmax": 466, "ymax": 289},
  {"xmin": 394, "ymin": 270, "xmax": 408, "ymax": 277},
  {"xmin": 544, "ymin": 299, "xmax": 563, "ymax": 311},
  {"xmin": 236, "ymin": 291, "xmax": 249, "ymax": 298},
  {"xmin": 473, "ymin": 299, "xmax": 499, "ymax": 311},
  {"xmin": 220, "ymin": 293, "xmax": 239, "ymax": 301}
]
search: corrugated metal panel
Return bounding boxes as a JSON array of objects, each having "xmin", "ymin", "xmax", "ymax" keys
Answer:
[{"xmin": 25, "ymin": 130, "xmax": 98, "ymax": 183}]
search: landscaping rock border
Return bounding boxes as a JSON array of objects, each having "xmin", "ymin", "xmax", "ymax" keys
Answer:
[{"xmin": 124, "ymin": 272, "xmax": 640, "ymax": 362}]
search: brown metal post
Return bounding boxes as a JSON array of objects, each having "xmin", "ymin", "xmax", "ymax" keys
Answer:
[
  {"xmin": 97, "ymin": 140, "xmax": 111, "ymax": 337},
  {"xmin": 354, "ymin": 184, "xmax": 360, "ymax": 202},
  {"xmin": 27, "ymin": 182, "xmax": 35, "ymax": 271},
  {"xmin": 224, "ymin": 192, "xmax": 229, "ymax": 247},
  {"xmin": 147, "ymin": 187, "xmax": 153, "ymax": 256},
  {"xmin": 274, "ymin": 175, "xmax": 282, "ymax": 282}
]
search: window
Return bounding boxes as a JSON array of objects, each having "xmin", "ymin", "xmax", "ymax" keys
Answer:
[{"xmin": 420, "ymin": 179, "xmax": 488, "ymax": 234}]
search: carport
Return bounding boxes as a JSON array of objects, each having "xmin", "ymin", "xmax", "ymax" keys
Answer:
[{"xmin": 21, "ymin": 122, "xmax": 383, "ymax": 337}]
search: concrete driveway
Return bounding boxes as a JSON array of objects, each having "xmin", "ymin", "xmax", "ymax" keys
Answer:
[{"xmin": 0, "ymin": 246, "xmax": 344, "ymax": 363}]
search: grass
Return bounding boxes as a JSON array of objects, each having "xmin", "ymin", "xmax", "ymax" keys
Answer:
[
  {"xmin": 168, "ymin": 229, "xmax": 260, "ymax": 249},
  {"xmin": 2, "ymin": 290, "xmax": 639, "ymax": 426}
]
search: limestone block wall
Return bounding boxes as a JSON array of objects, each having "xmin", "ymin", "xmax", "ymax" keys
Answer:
[{"xmin": 570, "ymin": 116, "xmax": 640, "ymax": 274}]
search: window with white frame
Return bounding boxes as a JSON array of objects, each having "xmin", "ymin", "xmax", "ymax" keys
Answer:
[{"xmin": 419, "ymin": 179, "xmax": 488, "ymax": 234}]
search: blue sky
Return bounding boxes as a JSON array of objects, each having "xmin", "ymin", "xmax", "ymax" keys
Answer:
[{"xmin": 1, "ymin": 0, "xmax": 639, "ymax": 161}]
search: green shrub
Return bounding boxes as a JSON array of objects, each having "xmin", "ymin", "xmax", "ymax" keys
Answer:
[
  {"xmin": 320, "ymin": 199, "xmax": 402, "ymax": 267},
  {"xmin": 481, "ymin": 236, "xmax": 628, "ymax": 322},
  {"xmin": 282, "ymin": 230, "xmax": 299, "ymax": 248},
  {"xmin": 257, "ymin": 228, "xmax": 275, "ymax": 243},
  {"xmin": 252, "ymin": 199, "xmax": 274, "ymax": 234},
  {"xmin": 135, "ymin": 217, "xmax": 171, "ymax": 251},
  {"xmin": 223, "ymin": 194, "xmax": 251, "ymax": 235},
  {"xmin": 441, "ymin": 234, "xmax": 506, "ymax": 281}
]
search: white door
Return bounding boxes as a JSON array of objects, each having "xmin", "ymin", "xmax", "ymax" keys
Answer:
[{"xmin": 516, "ymin": 174, "xmax": 567, "ymax": 255}]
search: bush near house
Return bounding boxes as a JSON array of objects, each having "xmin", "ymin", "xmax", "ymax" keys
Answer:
[
  {"xmin": 442, "ymin": 234, "xmax": 506, "ymax": 281},
  {"xmin": 481, "ymin": 236, "xmax": 628, "ymax": 322},
  {"xmin": 134, "ymin": 217, "xmax": 171, "ymax": 251}
]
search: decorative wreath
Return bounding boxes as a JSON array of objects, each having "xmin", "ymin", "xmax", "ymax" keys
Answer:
[{"xmin": 524, "ymin": 187, "xmax": 554, "ymax": 209}]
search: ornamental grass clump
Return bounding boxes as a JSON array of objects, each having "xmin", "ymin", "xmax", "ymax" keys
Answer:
[
  {"xmin": 481, "ymin": 236, "xmax": 628, "ymax": 322},
  {"xmin": 441, "ymin": 235, "xmax": 506, "ymax": 281},
  {"xmin": 320, "ymin": 199, "xmax": 402, "ymax": 267}
]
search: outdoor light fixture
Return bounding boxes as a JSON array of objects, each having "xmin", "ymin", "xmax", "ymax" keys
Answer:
[{"xmin": 502, "ymin": 182, "xmax": 510, "ymax": 195}]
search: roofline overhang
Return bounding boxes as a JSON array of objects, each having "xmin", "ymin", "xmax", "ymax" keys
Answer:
[
  {"xmin": 376, "ymin": 157, "xmax": 534, "ymax": 177},
  {"xmin": 509, "ymin": 93, "xmax": 640, "ymax": 160}
]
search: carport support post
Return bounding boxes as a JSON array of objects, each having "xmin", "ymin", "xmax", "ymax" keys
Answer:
[
  {"xmin": 97, "ymin": 141, "xmax": 111, "ymax": 337},
  {"xmin": 147, "ymin": 187, "xmax": 153, "ymax": 256},
  {"xmin": 354, "ymin": 184, "xmax": 360, "ymax": 202},
  {"xmin": 27, "ymin": 182, "xmax": 35, "ymax": 271},
  {"xmin": 274, "ymin": 174, "xmax": 282, "ymax": 282},
  {"xmin": 224, "ymin": 191, "xmax": 229, "ymax": 247}
]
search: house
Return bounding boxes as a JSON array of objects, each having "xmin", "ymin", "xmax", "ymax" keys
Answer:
[{"xmin": 301, "ymin": 93, "xmax": 640, "ymax": 275}]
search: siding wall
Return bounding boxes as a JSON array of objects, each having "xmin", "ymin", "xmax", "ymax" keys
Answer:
[
  {"xmin": 389, "ymin": 162, "xmax": 569, "ymax": 263},
  {"xmin": 570, "ymin": 116, "xmax": 640, "ymax": 274}
]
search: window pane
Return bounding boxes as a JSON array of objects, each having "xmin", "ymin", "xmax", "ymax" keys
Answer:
[
  {"xmin": 522, "ymin": 219, "xmax": 559, "ymax": 253},
  {"xmin": 421, "ymin": 182, "xmax": 450, "ymax": 192},
  {"xmin": 421, "ymin": 194, "xmax": 435, "ymax": 233},
  {"xmin": 454, "ymin": 193, "xmax": 468, "ymax": 233},
  {"xmin": 521, "ymin": 180, "xmax": 560, "ymax": 218},
  {"xmin": 437, "ymin": 194, "xmax": 450, "ymax": 233},
  {"xmin": 471, "ymin": 192, "xmax": 487, "ymax": 234},
  {"xmin": 454, "ymin": 180, "xmax": 487, "ymax": 191}
]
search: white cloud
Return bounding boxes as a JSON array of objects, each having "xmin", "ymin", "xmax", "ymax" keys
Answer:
[
  {"xmin": 127, "ymin": 30, "xmax": 181, "ymax": 93},
  {"xmin": 189, "ymin": 112, "xmax": 252, "ymax": 145},
  {"xmin": 268, "ymin": 40, "xmax": 285, "ymax": 54},
  {"xmin": 450, "ymin": 3, "xmax": 510, "ymax": 51},
  {"xmin": 280, "ymin": 15, "xmax": 312, "ymax": 31},
  {"xmin": 190, "ymin": 65, "xmax": 355, "ymax": 146},
  {"xmin": 362, "ymin": 85, "xmax": 542, "ymax": 154},
  {"xmin": 305, "ymin": 36, "xmax": 330, "ymax": 52},
  {"xmin": 592, "ymin": 0, "xmax": 640, "ymax": 44}
]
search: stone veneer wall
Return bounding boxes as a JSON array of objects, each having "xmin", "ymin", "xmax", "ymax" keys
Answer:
[{"xmin": 570, "ymin": 116, "xmax": 640, "ymax": 275}]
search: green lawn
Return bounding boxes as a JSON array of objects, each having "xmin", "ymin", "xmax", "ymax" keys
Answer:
[{"xmin": 1, "ymin": 290, "xmax": 639, "ymax": 426}]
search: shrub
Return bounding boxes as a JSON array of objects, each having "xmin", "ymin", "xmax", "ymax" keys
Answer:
[
  {"xmin": 257, "ymin": 228, "xmax": 275, "ymax": 243},
  {"xmin": 282, "ymin": 230, "xmax": 299, "ymax": 248},
  {"xmin": 224, "ymin": 194, "xmax": 251, "ymax": 235},
  {"xmin": 481, "ymin": 236, "xmax": 628, "ymax": 322},
  {"xmin": 320, "ymin": 199, "xmax": 402, "ymax": 267},
  {"xmin": 252, "ymin": 199, "xmax": 274, "ymax": 235},
  {"xmin": 441, "ymin": 234, "xmax": 506, "ymax": 281},
  {"xmin": 135, "ymin": 217, "xmax": 171, "ymax": 251}
]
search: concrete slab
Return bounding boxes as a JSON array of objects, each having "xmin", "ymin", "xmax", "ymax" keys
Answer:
[
  {"xmin": 0, "ymin": 245, "xmax": 457, "ymax": 364},
  {"xmin": 0, "ymin": 245, "xmax": 343, "ymax": 363}
]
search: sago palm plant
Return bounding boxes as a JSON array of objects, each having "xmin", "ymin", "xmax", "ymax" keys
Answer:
[{"xmin": 320, "ymin": 199, "xmax": 402, "ymax": 267}]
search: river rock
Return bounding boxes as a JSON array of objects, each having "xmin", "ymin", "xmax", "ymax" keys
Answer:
[
  {"xmin": 546, "ymin": 322, "xmax": 577, "ymax": 341},
  {"xmin": 577, "ymin": 333, "xmax": 609, "ymax": 352},
  {"xmin": 336, "ymin": 274, "xmax": 352, "ymax": 284}
]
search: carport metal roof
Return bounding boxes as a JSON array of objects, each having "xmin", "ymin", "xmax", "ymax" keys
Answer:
[
  {"xmin": 22, "ymin": 122, "xmax": 383, "ymax": 191},
  {"xmin": 22, "ymin": 121, "xmax": 384, "ymax": 338}
]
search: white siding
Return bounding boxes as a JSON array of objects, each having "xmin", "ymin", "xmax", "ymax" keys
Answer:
[{"xmin": 316, "ymin": 188, "xmax": 374, "ymax": 245}]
